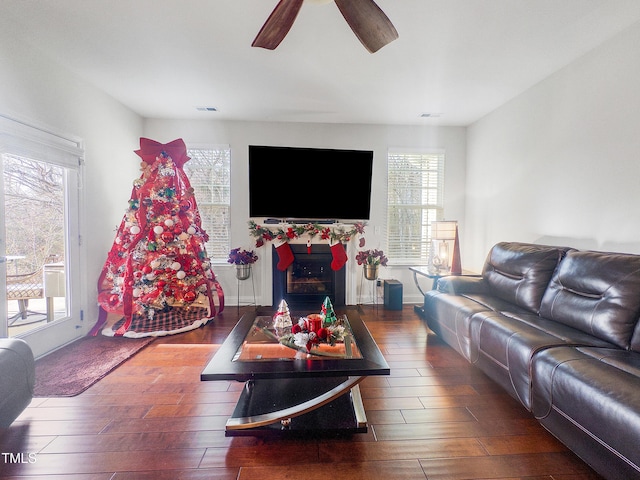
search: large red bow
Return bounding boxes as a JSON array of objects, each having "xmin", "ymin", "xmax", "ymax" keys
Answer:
[{"xmin": 134, "ymin": 137, "xmax": 190, "ymax": 166}]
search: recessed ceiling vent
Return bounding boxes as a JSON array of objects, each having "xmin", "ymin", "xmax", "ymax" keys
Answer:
[{"xmin": 196, "ymin": 107, "xmax": 218, "ymax": 112}]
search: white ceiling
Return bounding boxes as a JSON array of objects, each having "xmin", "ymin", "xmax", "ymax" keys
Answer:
[{"xmin": 2, "ymin": 0, "xmax": 640, "ymax": 126}]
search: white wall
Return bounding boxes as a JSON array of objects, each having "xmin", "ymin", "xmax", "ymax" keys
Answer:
[
  {"xmin": 144, "ymin": 119, "xmax": 467, "ymax": 305},
  {"xmin": 0, "ymin": 30, "xmax": 143, "ymax": 331},
  {"xmin": 465, "ymin": 21, "xmax": 640, "ymax": 271}
]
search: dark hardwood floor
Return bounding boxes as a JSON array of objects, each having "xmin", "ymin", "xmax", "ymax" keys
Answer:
[{"xmin": 0, "ymin": 305, "xmax": 602, "ymax": 479}]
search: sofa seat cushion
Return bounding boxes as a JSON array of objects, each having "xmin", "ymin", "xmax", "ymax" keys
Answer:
[
  {"xmin": 540, "ymin": 250, "xmax": 640, "ymax": 349},
  {"xmin": 470, "ymin": 311, "xmax": 614, "ymax": 410},
  {"xmin": 424, "ymin": 291, "xmax": 494, "ymax": 361},
  {"xmin": 532, "ymin": 346, "xmax": 640, "ymax": 479},
  {"xmin": 482, "ymin": 242, "xmax": 572, "ymax": 314}
]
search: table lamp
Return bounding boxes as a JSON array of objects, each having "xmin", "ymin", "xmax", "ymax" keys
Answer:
[{"xmin": 431, "ymin": 220, "xmax": 461, "ymax": 275}]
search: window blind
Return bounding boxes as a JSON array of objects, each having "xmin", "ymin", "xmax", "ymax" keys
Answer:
[
  {"xmin": 184, "ymin": 146, "xmax": 231, "ymax": 263},
  {"xmin": 387, "ymin": 150, "xmax": 445, "ymax": 264}
]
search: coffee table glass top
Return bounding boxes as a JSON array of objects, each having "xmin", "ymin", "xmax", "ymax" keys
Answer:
[
  {"xmin": 232, "ymin": 314, "xmax": 362, "ymax": 362},
  {"xmin": 201, "ymin": 307, "xmax": 389, "ymax": 382}
]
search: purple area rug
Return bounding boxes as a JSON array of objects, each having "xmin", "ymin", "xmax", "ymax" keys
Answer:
[{"xmin": 33, "ymin": 335, "xmax": 154, "ymax": 397}]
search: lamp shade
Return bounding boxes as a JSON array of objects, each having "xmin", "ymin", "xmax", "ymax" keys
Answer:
[{"xmin": 431, "ymin": 221, "xmax": 457, "ymax": 240}]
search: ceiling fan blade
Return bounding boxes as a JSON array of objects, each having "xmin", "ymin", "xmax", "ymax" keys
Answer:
[
  {"xmin": 334, "ymin": 0, "xmax": 399, "ymax": 53},
  {"xmin": 252, "ymin": 0, "xmax": 304, "ymax": 50}
]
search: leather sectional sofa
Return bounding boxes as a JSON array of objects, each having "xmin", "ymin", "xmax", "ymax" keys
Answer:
[
  {"xmin": 423, "ymin": 242, "xmax": 640, "ymax": 480},
  {"xmin": 0, "ymin": 338, "xmax": 34, "ymax": 427}
]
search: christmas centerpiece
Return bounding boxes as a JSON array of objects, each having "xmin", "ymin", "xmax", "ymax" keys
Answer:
[
  {"xmin": 91, "ymin": 138, "xmax": 224, "ymax": 338},
  {"xmin": 235, "ymin": 297, "xmax": 360, "ymax": 362},
  {"xmin": 276, "ymin": 297, "xmax": 349, "ymax": 354}
]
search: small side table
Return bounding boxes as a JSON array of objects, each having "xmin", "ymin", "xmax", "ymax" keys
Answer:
[{"xmin": 409, "ymin": 266, "xmax": 480, "ymax": 318}]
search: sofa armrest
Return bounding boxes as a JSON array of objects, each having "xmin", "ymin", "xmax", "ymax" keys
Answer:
[
  {"xmin": 0, "ymin": 338, "xmax": 35, "ymax": 427},
  {"xmin": 436, "ymin": 275, "xmax": 487, "ymax": 295}
]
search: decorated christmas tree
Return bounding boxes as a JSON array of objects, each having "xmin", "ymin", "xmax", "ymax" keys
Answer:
[{"xmin": 90, "ymin": 138, "xmax": 224, "ymax": 337}]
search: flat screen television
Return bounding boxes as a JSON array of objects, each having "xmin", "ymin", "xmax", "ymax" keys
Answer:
[{"xmin": 248, "ymin": 145, "xmax": 374, "ymax": 221}]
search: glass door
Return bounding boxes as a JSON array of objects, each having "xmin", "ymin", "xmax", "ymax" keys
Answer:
[
  {"xmin": 0, "ymin": 115, "xmax": 84, "ymax": 357},
  {"xmin": 3, "ymin": 154, "xmax": 67, "ymax": 334}
]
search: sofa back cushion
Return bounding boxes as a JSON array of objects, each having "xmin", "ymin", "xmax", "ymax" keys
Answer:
[
  {"xmin": 482, "ymin": 242, "xmax": 571, "ymax": 314},
  {"xmin": 539, "ymin": 250, "xmax": 640, "ymax": 349}
]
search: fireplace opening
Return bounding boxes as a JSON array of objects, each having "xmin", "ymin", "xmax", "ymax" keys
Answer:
[{"xmin": 273, "ymin": 243, "xmax": 345, "ymax": 308}]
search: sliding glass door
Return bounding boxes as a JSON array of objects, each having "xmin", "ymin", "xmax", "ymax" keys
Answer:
[{"xmin": 0, "ymin": 115, "xmax": 84, "ymax": 357}]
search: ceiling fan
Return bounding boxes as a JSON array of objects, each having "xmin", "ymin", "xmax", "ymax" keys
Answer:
[{"xmin": 252, "ymin": 0, "xmax": 399, "ymax": 53}]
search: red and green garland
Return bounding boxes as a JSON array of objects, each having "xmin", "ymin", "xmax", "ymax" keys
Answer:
[{"xmin": 248, "ymin": 220, "xmax": 366, "ymax": 248}]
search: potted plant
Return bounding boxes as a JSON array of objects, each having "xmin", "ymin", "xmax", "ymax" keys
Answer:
[
  {"xmin": 355, "ymin": 249, "xmax": 388, "ymax": 280},
  {"xmin": 228, "ymin": 248, "xmax": 258, "ymax": 280}
]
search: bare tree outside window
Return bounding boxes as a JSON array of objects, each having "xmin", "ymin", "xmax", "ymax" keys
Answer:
[
  {"xmin": 184, "ymin": 147, "xmax": 231, "ymax": 262},
  {"xmin": 3, "ymin": 154, "xmax": 65, "ymax": 274}
]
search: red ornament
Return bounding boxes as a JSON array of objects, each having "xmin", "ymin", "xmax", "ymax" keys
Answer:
[
  {"xmin": 161, "ymin": 231, "xmax": 175, "ymax": 243},
  {"xmin": 183, "ymin": 290, "xmax": 197, "ymax": 303},
  {"xmin": 142, "ymin": 265, "xmax": 152, "ymax": 274}
]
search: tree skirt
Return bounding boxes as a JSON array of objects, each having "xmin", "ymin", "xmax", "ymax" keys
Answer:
[
  {"xmin": 33, "ymin": 335, "xmax": 154, "ymax": 397},
  {"xmin": 101, "ymin": 307, "xmax": 212, "ymax": 338}
]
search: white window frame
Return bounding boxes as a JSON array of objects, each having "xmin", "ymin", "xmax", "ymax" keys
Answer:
[
  {"xmin": 386, "ymin": 148, "xmax": 445, "ymax": 265},
  {"xmin": 0, "ymin": 113, "xmax": 84, "ymax": 351}
]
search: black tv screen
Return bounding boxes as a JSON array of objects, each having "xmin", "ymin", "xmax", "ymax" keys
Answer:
[{"xmin": 249, "ymin": 145, "xmax": 373, "ymax": 221}]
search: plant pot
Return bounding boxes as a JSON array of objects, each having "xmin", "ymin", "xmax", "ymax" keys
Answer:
[
  {"xmin": 235, "ymin": 264, "xmax": 251, "ymax": 280},
  {"xmin": 363, "ymin": 264, "xmax": 379, "ymax": 281}
]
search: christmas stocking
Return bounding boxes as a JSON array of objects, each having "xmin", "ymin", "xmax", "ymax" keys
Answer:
[
  {"xmin": 274, "ymin": 238, "xmax": 294, "ymax": 271},
  {"xmin": 329, "ymin": 240, "xmax": 348, "ymax": 271}
]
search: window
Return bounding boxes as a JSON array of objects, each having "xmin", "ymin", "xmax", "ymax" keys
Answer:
[
  {"xmin": 184, "ymin": 146, "xmax": 231, "ymax": 263},
  {"xmin": 387, "ymin": 149, "xmax": 445, "ymax": 264}
]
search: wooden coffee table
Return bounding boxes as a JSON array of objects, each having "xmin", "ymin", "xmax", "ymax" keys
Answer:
[{"xmin": 201, "ymin": 306, "xmax": 389, "ymax": 436}]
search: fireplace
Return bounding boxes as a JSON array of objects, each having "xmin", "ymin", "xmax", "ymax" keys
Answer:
[{"xmin": 272, "ymin": 243, "xmax": 345, "ymax": 308}]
